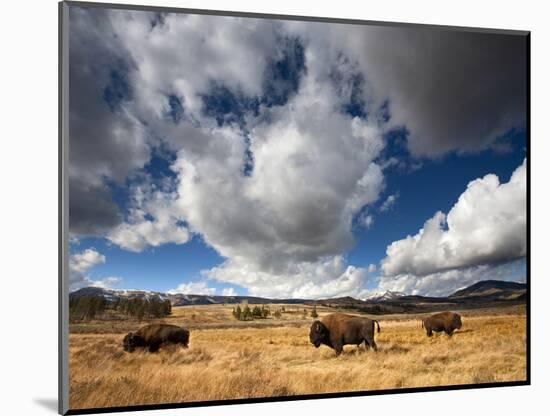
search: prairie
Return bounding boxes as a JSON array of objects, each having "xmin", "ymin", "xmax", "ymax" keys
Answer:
[{"xmin": 69, "ymin": 304, "xmax": 527, "ymax": 410}]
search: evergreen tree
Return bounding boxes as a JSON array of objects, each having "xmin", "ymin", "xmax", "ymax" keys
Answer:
[
  {"xmin": 243, "ymin": 305, "xmax": 252, "ymax": 320},
  {"xmin": 163, "ymin": 300, "xmax": 172, "ymax": 316},
  {"xmin": 70, "ymin": 294, "xmax": 171, "ymax": 321},
  {"xmin": 95, "ymin": 296, "xmax": 107, "ymax": 317},
  {"xmin": 136, "ymin": 302, "xmax": 146, "ymax": 321},
  {"xmin": 311, "ymin": 306, "xmax": 318, "ymax": 318},
  {"xmin": 85, "ymin": 298, "xmax": 97, "ymax": 321},
  {"xmin": 118, "ymin": 298, "xmax": 128, "ymax": 314},
  {"xmin": 252, "ymin": 305, "xmax": 262, "ymax": 318},
  {"xmin": 149, "ymin": 298, "xmax": 162, "ymax": 318},
  {"xmin": 235, "ymin": 305, "xmax": 242, "ymax": 320}
]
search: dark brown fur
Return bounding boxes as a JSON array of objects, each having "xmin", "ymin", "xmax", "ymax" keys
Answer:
[
  {"xmin": 422, "ymin": 311, "xmax": 462, "ymax": 337},
  {"xmin": 309, "ymin": 313, "xmax": 380, "ymax": 356},
  {"xmin": 123, "ymin": 323, "xmax": 190, "ymax": 353}
]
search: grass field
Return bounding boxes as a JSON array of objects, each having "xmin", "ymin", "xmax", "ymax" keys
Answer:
[{"xmin": 69, "ymin": 304, "xmax": 527, "ymax": 410}]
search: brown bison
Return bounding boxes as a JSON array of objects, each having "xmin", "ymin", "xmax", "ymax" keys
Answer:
[
  {"xmin": 422, "ymin": 311, "xmax": 462, "ymax": 337},
  {"xmin": 309, "ymin": 313, "xmax": 380, "ymax": 356},
  {"xmin": 123, "ymin": 323, "xmax": 190, "ymax": 352}
]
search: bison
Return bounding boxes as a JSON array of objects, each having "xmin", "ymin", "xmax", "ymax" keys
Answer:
[
  {"xmin": 309, "ymin": 313, "xmax": 380, "ymax": 356},
  {"xmin": 422, "ymin": 311, "xmax": 462, "ymax": 337},
  {"xmin": 123, "ymin": 323, "xmax": 190, "ymax": 353}
]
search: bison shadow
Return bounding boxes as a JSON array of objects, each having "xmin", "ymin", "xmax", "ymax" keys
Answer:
[
  {"xmin": 454, "ymin": 329, "xmax": 474, "ymax": 334},
  {"xmin": 426, "ymin": 329, "xmax": 473, "ymax": 338},
  {"xmin": 383, "ymin": 344, "xmax": 410, "ymax": 354},
  {"xmin": 321, "ymin": 345, "xmax": 380, "ymax": 358}
]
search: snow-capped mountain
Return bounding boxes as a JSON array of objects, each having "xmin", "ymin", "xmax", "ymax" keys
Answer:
[
  {"xmin": 366, "ymin": 290, "xmax": 406, "ymax": 303},
  {"xmin": 69, "ymin": 286, "xmax": 307, "ymax": 306},
  {"xmin": 69, "ymin": 280, "xmax": 526, "ymax": 308},
  {"xmin": 69, "ymin": 287, "xmax": 170, "ymax": 303}
]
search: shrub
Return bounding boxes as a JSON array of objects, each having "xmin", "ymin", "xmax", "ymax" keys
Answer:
[
  {"xmin": 233, "ymin": 306, "xmax": 242, "ymax": 320},
  {"xmin": 252, "ymin": 306, "xmax": 263, "ymax": 318},
  {"xmin": 311, "ymin": 306, "xmax": 318, "ymax": 318},
  {"xmin": 242, "ymin": 305, "xmax": 252, "ymax": 320}
]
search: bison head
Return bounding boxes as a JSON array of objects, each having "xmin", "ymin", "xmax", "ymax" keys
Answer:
[
  {"xmin": 123, "ymin": 332, "xmax": 144, "ymax": 352},
  {"xmin": 309, "ymin": 320, "xmax": 329, "ymax": 348}
]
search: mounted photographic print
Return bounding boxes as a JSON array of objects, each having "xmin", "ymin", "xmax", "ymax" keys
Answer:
[{"xmin": 59, "ymin": 1, "xmax": 530, "ymax": 414}]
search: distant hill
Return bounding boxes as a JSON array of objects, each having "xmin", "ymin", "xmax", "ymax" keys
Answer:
[
  {"xmin": 305, "ymin": 296, "xmax": 365, "ymax": 307},
  {"xmin": 69, "ymin": 279, "xmax": 527, "ymax": 314},
  {"xmin": 449, "ymin": 280, "xmax": 526, "ymax": 300},
  {"xmin": 168, "ymin": 293, "xmax": 306, "ymax": 307},
  {"xmin": 305, "ymin": 280, "xmax": 527, "ymax": 314},
  {"xmin": 69, "ymin": 287, "xmax": 306, "ymax": 306},
  {"xmin": 70, "ymin": 287, "xmax": 170, "ymax": 303}
]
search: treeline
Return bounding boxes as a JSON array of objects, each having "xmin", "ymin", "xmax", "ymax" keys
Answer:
[
  {"xmin": 232, "ymin": 305, "xmax": 270, "ymax": 321},
  {"xmin": 69, "ymin": 296, "xmax": 107, "ymax": 321},
  {"xmin": 231, "ymin": 304, "xmax": 319, "ymax": 320},
  {"xmin": 274, "ymin": 305, "xmax": 318, "ymax": 319},
  {"xmin": 69, "ymin": 296, "xmax": 172, "ymax": 321}
]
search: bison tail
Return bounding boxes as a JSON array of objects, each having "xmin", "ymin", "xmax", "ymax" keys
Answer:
[{"xmin": 374, "ymin": 320, "xmax": 380, "ymax": 333}]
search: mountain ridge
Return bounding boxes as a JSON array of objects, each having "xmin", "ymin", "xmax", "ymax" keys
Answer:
[
  {"xmin": 69, "ymin": 279, "xmax": 526, "ymax": 308},
  {"xmin": 366, "ymin": 290, "xmax": 406, "ymax": 302}
]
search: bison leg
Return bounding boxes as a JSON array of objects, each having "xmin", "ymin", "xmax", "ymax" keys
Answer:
[
  {"xmin": 364, "ymin": 337, "xmax": 377, "ymax": 351},
  {"xmin": 427, "ymin": 329, "xmax": 433, "ymax": 337},
  {"xmin": 369, "ymin": 339, "xmax": 378, "ymax": 351},
  {"xmin": 334, "ymin": 343, "xmax": 344, "ymax": 356},
  {"xmin": 148, "ymin": 342, "xmax": 161, "ymax": 353},
  {"xmin": 360, "ymin": 328, "xmax": 375, "ymax": 352}
]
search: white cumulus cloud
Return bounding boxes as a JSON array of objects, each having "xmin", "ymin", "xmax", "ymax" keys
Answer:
[
  {"xmin": 167, "ymin": 281, "xmax": 217, "ymax": 296},
  {"xmin": 381, "ymin": 159, "xmax": 526, "ymax": 279},
  {"xmin": 380, "ymin": 193, "xmax": 399, "ymax": 212},
  {"xmin": 204, "ymin": 255, "xmax": 373, "ymax": 299},
  {"xmin": 89, "ymin": 276, "xmax": 123, "ymax": 289},
  {"xmin": 359, "ymin": 213, "xmax": 374, "ymax": 229},
  {"xmin": 168, "ymin": 39, "xmax": 385, "ymax": 298},
  {"xmin": 221, "ymin": 288, "xmax": 237, "ymax": 297},
  {"xmin": 107, "ymin": 178, "xmax": 190, "ymax": 252},
  {"xmin": 69, "ymin": 248, "xmax": 122, "ymax": 291}
]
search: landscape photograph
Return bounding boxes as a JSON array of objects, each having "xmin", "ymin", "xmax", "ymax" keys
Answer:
[{"xmin": 64, "ymin": 3, "xmax": 528, "ymax": 412}]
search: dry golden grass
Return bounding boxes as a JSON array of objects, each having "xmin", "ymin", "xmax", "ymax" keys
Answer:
[{"xmin": 69, "ymin": 306, "xmax": 527, "ymax": 410}]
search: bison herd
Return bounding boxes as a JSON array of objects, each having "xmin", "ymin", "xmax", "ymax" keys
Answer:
[{"xmin": 122, "ymin": 311, "xmax": 463, "ymax": 356}]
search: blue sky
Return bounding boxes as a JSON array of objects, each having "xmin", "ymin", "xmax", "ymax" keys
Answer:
[
  {"xmin": 70, "ymin": 237, "xmax": 228, "ymax": 294},
  {"xmin": 349, "ymin": 132, "xmax": 527, "ymax": 266},
  {"xmin": 68, "ymin": 7, "xmax": 527, "ymax": 298}
]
